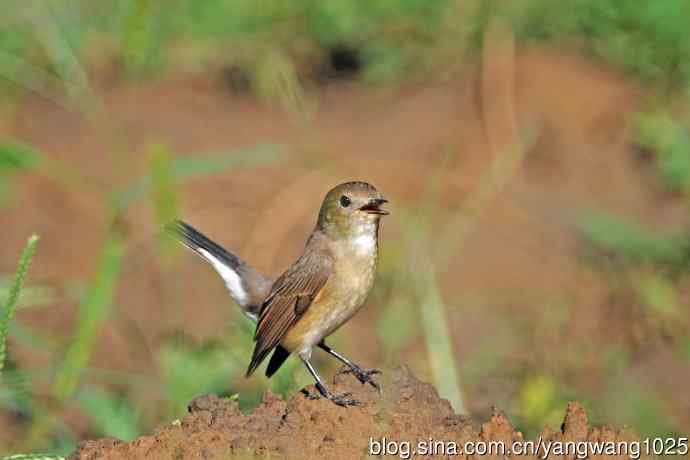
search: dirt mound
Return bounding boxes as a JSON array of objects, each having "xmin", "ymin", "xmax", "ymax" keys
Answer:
[{"xmin": 69, "ymin": 367, "xmax": 639, "ymax": 460}]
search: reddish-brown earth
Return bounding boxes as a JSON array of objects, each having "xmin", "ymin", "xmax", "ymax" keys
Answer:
[{"xmin": 69, "ymin": 367, "xmax": 642, "ymax": 460}]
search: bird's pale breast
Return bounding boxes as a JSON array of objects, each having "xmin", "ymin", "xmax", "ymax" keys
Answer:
[{"xmin": 281, "ymin": 233, "xmax": 377, "ymax": 356}]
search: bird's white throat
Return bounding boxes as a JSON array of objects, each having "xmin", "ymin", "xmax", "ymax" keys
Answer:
[
  {"xmin": 352, "ymin": 233, "xmax": 376, "ymax": 255},
  {"xmin": 347, "ymin": 220, "xmax": 378, "ymax": 257}
]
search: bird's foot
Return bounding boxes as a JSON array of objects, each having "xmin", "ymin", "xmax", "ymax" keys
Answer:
[
  {"xmin": 301, "ymin": 388, "xmax": 322, "ymax": 400},
  {"xmin": 302, "ymin": 384, "xmax": 360, "ymax": 407},
  {"xmin": 328, "ymin": 392, "xmax": 360, "ymax": 407},
  {"xmin": 336, "ymin": 366, "xmax": 382, "ymax": 392}
]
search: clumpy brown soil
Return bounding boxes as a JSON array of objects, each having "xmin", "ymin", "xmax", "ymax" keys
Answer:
[{"xmin": 69, "ymin": 367, "xmax": 640, "ymax": 460}]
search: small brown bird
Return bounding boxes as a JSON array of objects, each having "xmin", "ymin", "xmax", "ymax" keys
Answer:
[{"xmin": 167, "ymin": 181, "xmax": 388, "ymax": 406}]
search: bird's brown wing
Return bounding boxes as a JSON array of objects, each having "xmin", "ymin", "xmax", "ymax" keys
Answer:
[{"xmin": 245, "ymin": 248, "xmax": 333, "ymax": 377}]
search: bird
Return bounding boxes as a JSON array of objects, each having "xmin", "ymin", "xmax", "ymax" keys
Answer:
[{"xmin": 166, "ymin": 181, "xmax": 388, "ymax": 406}]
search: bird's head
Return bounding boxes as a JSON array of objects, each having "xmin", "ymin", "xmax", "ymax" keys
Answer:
[{"xmin": 317, "ymin": 181, "xmax": 388, "ymax": 239}]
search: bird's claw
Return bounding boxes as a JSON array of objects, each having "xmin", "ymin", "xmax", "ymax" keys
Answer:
[
  {"xmin": 301, "ymin": 388, "xmax": 321, "ymax": 400},
  {"xmin": 329, "ymin": 393, "xmax": 360, "ymax": 407},
  {"xmin": 337, "ymin": 367, "xmax": 382, "ymax": 392},
  {"xmin": 302, "ymin": 386, "xmax": 360, "ymax": 407}
]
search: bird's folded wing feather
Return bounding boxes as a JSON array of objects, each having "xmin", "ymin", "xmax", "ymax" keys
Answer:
[{"xmin": 246, "ymin": 248, "xmax": 333, "ymax": 376}]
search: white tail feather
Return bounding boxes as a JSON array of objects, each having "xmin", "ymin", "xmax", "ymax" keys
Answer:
[{"xmin": 198, "ymin": 248, "xmax": 257, "ymax": 320}]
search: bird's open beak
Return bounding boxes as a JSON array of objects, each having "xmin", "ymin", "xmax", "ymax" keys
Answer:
[{"xmin": 359, "ymin": 198, "xmax": 389, "ymax": 215}]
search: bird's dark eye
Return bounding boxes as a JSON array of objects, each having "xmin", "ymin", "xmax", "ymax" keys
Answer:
[{"xmin": 339, "ymin": 195, "xmax": 351, "ymax": 208}]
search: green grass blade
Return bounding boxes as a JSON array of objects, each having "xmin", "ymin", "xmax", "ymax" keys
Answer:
[
  {"xmin": 158, "ymin": 340, "xmax": 243, "ymax": 416},
  {"xmin": 171, "ymin": 144, "xmax": 284, "ymax": 176},
  {"xmin": 0, "ymin": 234, "xmax": 40, "ymax": 372},
  {"xmin": 148, "ymin": 142, "xmax": 178, "ymax": 228},
  {"xmin": 0, "ymin": 276, "xmax": 56, "ymax": 310},
  {"xmin": 579, "ymin": 212, "xmax": 687, "ymax": 266},
  {"xmin": 111, "ymin": 144, "xmax": 284, "ymax": 212},
  {"xmin": 0, "ymin": 141, "xmax": 41, "ymax": 173},
  {"xmin": 27, "ymin": 2, "xmax": 99, "ymax": 114},
  {"xmin": 76, "ymin": 386, "xmax": 139, "ymax": 441},
  {"xmin": 147, "ymin": 142, "xmax": 179, "ymax": 260},
  {"xmin": 8, "ymin": 321, "xmax": 55, "ymax": 351},
  {"xmin": 416, "ymin": 264, "xmax": 465, "ymax": 413},
  {"xmin": 121, "ymin": 0, "xmax": 157, "ymax": 76},
  {"xmin": 52, "ymin": 234, "xmax": 124, "ymax": 401}
]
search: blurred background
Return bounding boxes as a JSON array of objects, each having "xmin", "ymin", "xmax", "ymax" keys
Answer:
[{"xmin": 2, "ymin": 0, "xmax": 690, "ymax": 455}]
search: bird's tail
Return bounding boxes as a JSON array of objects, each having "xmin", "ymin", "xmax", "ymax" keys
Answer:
[{"xmin": 164, "ymin": 220, "xmax": 270, "ymax": 321}]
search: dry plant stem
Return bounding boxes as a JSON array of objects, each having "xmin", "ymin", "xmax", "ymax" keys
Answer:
[
  {"xmin": 436, "ymin": 18, "xmax": 528, "ymax": 268},
  {"xmin": 407, "ymin": 21, "xmax": 525, "ymax": 414}
]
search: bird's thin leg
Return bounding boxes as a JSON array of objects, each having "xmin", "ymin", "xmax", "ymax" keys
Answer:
[
  {"xmin": 301, "ymin": 357, "xmax": 360, "ymax": 407},
  {"xmin": 318, "ymin": 342, "xmax": 381, "ymax": 392}
]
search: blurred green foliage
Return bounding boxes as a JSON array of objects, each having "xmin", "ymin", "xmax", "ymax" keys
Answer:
[
  {"xmin": 509, "ymin": 0, "xmax": 690, "ymax": 90},
  {"xmin": 517, "ymin": 374, "xmax": 567, "ymax": 432},
  {"xmin": 75, "ymin": 386, "xmax": 139, "ymax": 442},
  {"xmin": 0, "ymin": 136, "xmax": 286, "ymax": 455},
  {"xmin": 158, "ymin": 340, "xmax": 242, "ymax": 416},
  {"xmin": 111, "ymin": 144, "xmax": 284, "ymax": 212},
  {"xmin": 634, "ymin": 272, "xmax": 681, "ymax": 319},
  {"xmin": 0, "ymin": 142, "xmax": 41, "ymax": 173},
  {"xmin": 2, "ymin": 0, "xmax": 690, "ymax": 95},
  {"xmin": 683, "ymin": 338, "xmax": 690, "ymax": 361},
  {"xmin": 0, "ymin": 278, "xmax": 55, "ymax": 311},
  {"xmin": 578, "ymin": 207, "xmax": 690, "ymax": 438},
  {"xmin": 580, "ymin": 209, "xmax": 690, "ymax": 327},
  {"xmin": 0, "ymin": 0, "xmax": 462, "ymax": 96},
  {"xmin": 146, "ymin": 142, "xmax": 179, "ymax": 260},
  {"xmin": 579, "ymin": 212, "xmax": 689, "ymax": 267},
  {"xmin": 0, "ymin": 141, "xmax": 42, "ymax": 207},
  {"xmin": 603, "ymin": 383, "xmax": 681, "ymax": 439},
  {"xmin": 392, "ymin": 156, "xmax": 469, "ymax": 414},
  {"xmin": 632, "ymin": 112, "xmax": 690, "ymax": 193},
  {"xmin": 52, "ymin": 234, "xmax": 124, "ymax": 402},
  {"xmin": 121, "ymin": 0, "xmax": 161, "ymax": 76},
  {"xmin": 147, "ymin": 142, "xmax": 178, "ymax": 230}
]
